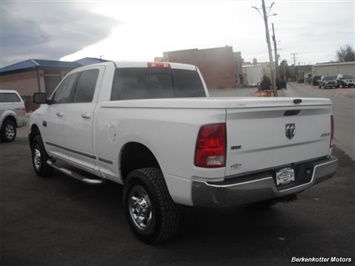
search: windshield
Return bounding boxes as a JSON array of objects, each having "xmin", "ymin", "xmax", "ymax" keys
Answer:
[
  {"xmin": 111, "ymin": 68, "xmax": 206, "ymax": 100},
  {"xmin": 323, "ymin": 76, "xmax": 335, "ymax": 80},
  {"xmin": 343, "ymin": 75, "xmax": 354, "ymax": 79}
]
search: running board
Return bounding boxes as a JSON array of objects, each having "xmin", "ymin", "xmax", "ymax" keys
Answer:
[{"xmin": 47, "ymin": 160, "xmax": 104, "ymax": 185}]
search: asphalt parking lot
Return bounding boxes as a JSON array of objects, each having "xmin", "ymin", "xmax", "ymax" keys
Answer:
[{"xmin": 1, "ymin": 90, "xmax": 354, "ymax": 265}]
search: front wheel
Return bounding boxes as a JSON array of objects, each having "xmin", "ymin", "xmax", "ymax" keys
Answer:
[
  {"xmin": 123, "ymin": 168, "xmax": 179, "ymax": 244},
  {"xmin": 31, "ymin": 135, "xmax": 54, "ymax": 177}
]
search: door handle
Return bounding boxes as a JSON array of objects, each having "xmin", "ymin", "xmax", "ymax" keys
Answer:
[
  {"xmin": 56, "ymin": 112, "xmax": 63, "ymax": 117},
  {"xmin": 81, "ymin": 113, "xmax": 91, "ymax": 119}
]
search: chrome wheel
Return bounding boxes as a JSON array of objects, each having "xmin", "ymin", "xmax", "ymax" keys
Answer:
[
  {"xmin": 1, "ymin": 120, "xmax": 16, "ymax": 142},
  {"xmin": 5, "ymin": 123, "xmax": 15, "ymax": 140},
  {"xmin": 128, "ymin": 185, "xmax": 153, "ymax": 231},
  {"xmin": 31, "ymin": 135, "xmax": 54, "ymax": 177}
]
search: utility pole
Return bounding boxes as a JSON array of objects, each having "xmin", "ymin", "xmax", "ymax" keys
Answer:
[
  {"xmin": 253, "ymin": 0, "xmax": 277, "ymax": 97},
  {"xmin": 291, "ymin": 53, "xmax": 297, "ymax": 66},
  {"xmin": 291, "ymin": 53, "xmax": 297, "ymax": 81},
  {"xmin": 272, "ymin": 23, "xmax": 279, "ymax": 94}
]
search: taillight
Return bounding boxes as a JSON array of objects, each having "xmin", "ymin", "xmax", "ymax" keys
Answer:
[
  {"xmin": 147, "ymin": 62, "xmax": 171, "ymax": 68},
  {"xmin": 330, "ymin": 115, "xmax": 334, "ymax": 148},
  {"xmin": 22, "ymin": 107, "xmax": 26, "ymax": 115},
  {"xmin": 194, "ymin": 123, "xmax": 226, "ymax": 168}
]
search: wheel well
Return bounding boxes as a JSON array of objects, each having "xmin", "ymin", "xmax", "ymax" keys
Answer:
[
  {"xmin": 29, "ymin": 124, "xmax": 40, "ymax": 147},
  {"xmin": 120, "ymin": 142, "xmax": 160, "ymax": 181},
  {"xmin": 2, "ymin": 116, "xmax": 17, "ymax": 127}
]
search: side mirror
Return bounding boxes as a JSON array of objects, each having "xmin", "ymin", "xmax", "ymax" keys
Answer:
[{"xmin": 33, "ymin": 92, "xmax": 48, "ymax": 104}]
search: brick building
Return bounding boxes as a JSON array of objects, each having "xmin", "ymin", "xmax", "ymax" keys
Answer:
[
  {"xmin": 163, "ymin": 46, "xmax": 237, "ymax": 89},
  {"xmin": 0, "ymin": 59, "xmax": 81, "ymax": 97},
  {"xmin": 0, "ymin": 58, "xmax": 106, "ymax": 111}
]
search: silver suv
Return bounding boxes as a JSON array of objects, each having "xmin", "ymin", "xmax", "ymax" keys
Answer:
[
  {"xmin": 0, "ymin": 90, "xmax": 27, "ymax": 142},
  {"xmin": 318, "ymin": 76, "xmax": 338, "ymax": 89}
]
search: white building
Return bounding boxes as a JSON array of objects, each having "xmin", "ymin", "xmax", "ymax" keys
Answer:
[{"xmin": 312, "ymin": 62, "xmax": 355, "ymax": 77}]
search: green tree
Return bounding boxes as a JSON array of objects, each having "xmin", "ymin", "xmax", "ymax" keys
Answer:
[
  {"xmin": 279, "ymin": 60, "xmax": 290, "ymax": 80},
  {"xmin": 259, "ymin": 75, "xmax": 271, "ymax": 90},
  {"xmin": 336, "ymin": 45, "xmax": 355, "ymax": 62}
]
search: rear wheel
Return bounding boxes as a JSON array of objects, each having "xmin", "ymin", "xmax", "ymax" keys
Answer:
[
  {"xmin": 0, "ymin": 120, "xmax": 16, "ymax": 142},
  {"xmin": 123, "ymin": 168, "xmax": 179, "ymax": 244},
  {"xmin": 31, "ymin": 135, "xmax": 54, "ymax": 177}
]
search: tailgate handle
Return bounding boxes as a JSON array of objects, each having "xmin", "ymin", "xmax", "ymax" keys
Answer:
[
  {"xmin": 293, "ymin": 99, "xmax": 302, "ymax": 104},
  {"xmin": 284, "ymin": 110, "xmax": 301, "ymax": 116}
]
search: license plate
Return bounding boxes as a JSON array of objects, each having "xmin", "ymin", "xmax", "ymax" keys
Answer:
[{"xmin": 276, "ymin": 168, "xmax": 295, "ymax": 186}]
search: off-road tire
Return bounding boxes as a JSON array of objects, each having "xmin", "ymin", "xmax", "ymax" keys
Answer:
[
  {"xmin": 31, "ymin": 135, "xmax": 54, "ymax": 177},
  {"xmin": 123, "ymin": 168, "xmax": 179, "ymax": 244}
]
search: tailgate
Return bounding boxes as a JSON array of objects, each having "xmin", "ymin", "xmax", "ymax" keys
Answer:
[{"xmin": 225, "ymin": 98, "xmax": 333, "ymax": 177}]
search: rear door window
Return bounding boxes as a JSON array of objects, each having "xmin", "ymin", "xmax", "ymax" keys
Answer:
[{"xmin": 0, "ymin": 93, "xmax": 21, "ymax": 103}]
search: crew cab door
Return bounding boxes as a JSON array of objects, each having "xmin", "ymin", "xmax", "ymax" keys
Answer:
[
  {"xmin": 63, "ymin": 67, "xmax": 103, "ymax": 170},
  {"xmin": 41, "ymin": 73, "xmax": 78, "ymax": 156}
]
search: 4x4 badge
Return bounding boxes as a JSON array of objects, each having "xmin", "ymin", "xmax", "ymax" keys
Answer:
[{"xmin": 286, "ymin": 123, "xmax": 296, "ymax": 139}]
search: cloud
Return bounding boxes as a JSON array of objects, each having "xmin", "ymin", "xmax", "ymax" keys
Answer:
[
  {"xmin": 62, "ymin": 1, "xmax": 268, "ymax": 62},
  {"xmin": 0, "ymin": 1, "xmax": 120, "ymax": 67},
  {"xmin": 272, "ymin": 1, "xmax": 354, "ymax": 64},
  {"xmin": 1, "ymin": 0, "xmax": 353, "ymax": 68}
]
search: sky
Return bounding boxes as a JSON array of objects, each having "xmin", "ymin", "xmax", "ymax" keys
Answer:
[{"xmin": 1, "ymin": 0, "xmax": 354, "ymax": 68}]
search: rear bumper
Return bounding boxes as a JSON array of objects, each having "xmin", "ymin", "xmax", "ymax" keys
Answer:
[
  {"xmin": 192, "ymin": 156, "xmax": 338, "ymax": 207},
  {"xmin": 17, "ymin": 119, "xmax": 27, "ymax": 128}
]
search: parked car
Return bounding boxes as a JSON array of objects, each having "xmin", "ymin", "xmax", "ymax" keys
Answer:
[
  {"xmin": 0, "ymin": 90, "xmax": 27, "ymax": 142},
  {"xmin": 312, "ymin": 76, "xmax": 321, "ymax": 86},
  {"xmin": 318, "ymin": 76, "xmax": 338, "ymax": 89},
  {"xmin": 336, "ymin": 74, "xmax": 355, "ymax": 88},
  {"xmin": 29, "ymin": 61, "xmax": 338, "ymax": 244}
]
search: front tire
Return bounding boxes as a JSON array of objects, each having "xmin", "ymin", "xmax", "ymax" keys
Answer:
[
  {"xmin": 31, "ymin": 135, "xmax": 54, "ymax": 177},
  {"xmin": 123, "ymin": 168, "xmax": 179, "ymax": 244},
  {"xmin": 1, "ymin": 120, "xmax": 16, "ymax": 142}
]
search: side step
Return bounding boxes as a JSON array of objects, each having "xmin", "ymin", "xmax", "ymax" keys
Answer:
[{"xmin": 47, "ymin": 160, "xmax": 104, "ymax": 185}]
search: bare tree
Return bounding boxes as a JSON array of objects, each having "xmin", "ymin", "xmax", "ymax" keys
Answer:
[{"xmin": 336, "ymin": 45, "xmax": 355, "ymax": 62}]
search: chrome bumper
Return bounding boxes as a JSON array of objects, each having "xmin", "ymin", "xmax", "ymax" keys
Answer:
[{"xmin": 192, "ymin": 156, "xmax": 338, "ymax": 207}]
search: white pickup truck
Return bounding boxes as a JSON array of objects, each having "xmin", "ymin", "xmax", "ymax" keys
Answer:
[{"xmin": 29, "ymin": 61, "xmax": 338, "ymax": 244}]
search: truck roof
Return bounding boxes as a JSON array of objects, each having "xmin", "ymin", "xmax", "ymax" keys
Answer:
[
  {"xmin": 66, "ymin": 61, "xmax": 199, "ymax": 73},
  {"xmin": 112, "ymin": 61, "xmax": 198, "ymax": 71}
]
